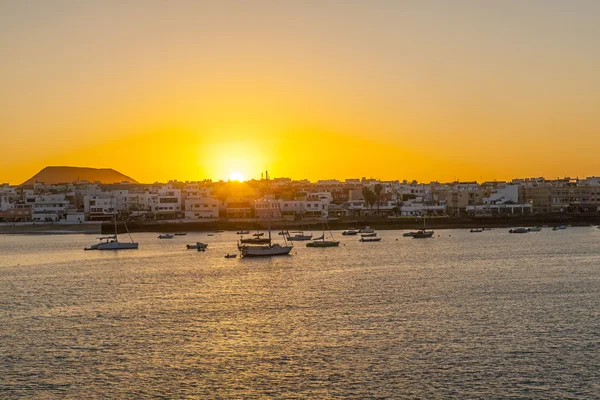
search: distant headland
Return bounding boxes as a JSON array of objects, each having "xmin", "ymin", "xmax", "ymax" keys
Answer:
[{"xmin": 21, "ymin": 166, "xmax": 137, "ymax": 186}]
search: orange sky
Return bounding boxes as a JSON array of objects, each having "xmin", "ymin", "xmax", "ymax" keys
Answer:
[{"xmin": 1, "ymin": 1, "xmax": 599, "ymax": 184}]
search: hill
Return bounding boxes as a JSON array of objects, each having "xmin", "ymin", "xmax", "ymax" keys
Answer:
[{"xmin": 22, "ymin": 166, "xmax": 138, "ymax": 185}]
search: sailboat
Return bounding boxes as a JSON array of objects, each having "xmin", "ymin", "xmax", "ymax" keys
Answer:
[
  {"xmin": 238, "ymin": 171, "xmax": 293, "ymax": 257},
  {"xmin": 306, "ymin": 220, "xmax": 339, "ymax": 247},
  {"xmin": 412, "ymin": 211, "xmax": 434, "ymax": 239},
  {"xmin": 287, "ymin": 224, "xmax": 313, "ymax": 241},
  {"xmin": 84, "ymin": 210, "xmax": 138, "ymax": 250}
]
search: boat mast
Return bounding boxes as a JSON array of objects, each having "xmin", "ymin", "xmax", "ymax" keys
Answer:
[
  {"xmin": 266, "ymin": 170, "xmax": 272, "ymax": 244},
  {"xmin": 112, "ymin": 197, "xmax": 118, "ymax": 239}
]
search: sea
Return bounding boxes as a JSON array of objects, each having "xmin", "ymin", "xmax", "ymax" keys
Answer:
[{"xmin": 1, "ymin": 228, "xmax": 600, "ymax": 399}]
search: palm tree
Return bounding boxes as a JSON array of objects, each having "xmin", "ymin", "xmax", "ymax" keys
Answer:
[
  {"xmin": 361, "ymin": 187, "xmax": 377, "ymax": 211},
  {"xmin": 374, "ymin": 184, "xmax": 383, "ymax": 215},
  {"xmin": 392, "ymin": 191, "xmax": 404, "ymax": 216}
]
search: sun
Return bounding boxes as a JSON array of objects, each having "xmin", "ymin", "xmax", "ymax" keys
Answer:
[{"xmin": 229, "ymin": 171, "xmax": 246, "ymax": 182}]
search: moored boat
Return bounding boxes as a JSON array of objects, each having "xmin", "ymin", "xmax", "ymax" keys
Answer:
[
  {"xmin": 186, "ymin": 242, "xmax": 208, "ymax": 250},
  {"xmin": 84, "ymin": 210, "xmax": 138, "ymax": 251},
  {"xmin": 342, "ymin": 229, "xmax": 358, "ymax": 236},
  {"xmin": 412, "ymin": 230, "xmax": 434, "ymax": 239},
  {"xmin": 306, "ymin": 221, "xmax": 339, "ymax": 248},
  {"xmin": 361, "ymin": 232, "xmax": 378, "ymax": 237},
  {"xmin": 360, "ymin": 237, "xmax": 382, "ymax": 242},
  {"xmin": 158, "ymin": 234, "xmax": 175, "ymax": 239},
  {"xmin": 509, "ymin": 228, "xmax": 528, "ymax": 233}
]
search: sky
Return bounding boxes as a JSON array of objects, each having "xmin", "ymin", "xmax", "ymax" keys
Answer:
[{"xmin": 1, "ymin": 0, "xmax": 599, "ymax": 184}]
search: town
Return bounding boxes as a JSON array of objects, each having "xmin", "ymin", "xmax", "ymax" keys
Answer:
[{"xmin": 2, "ymin": 174, "xmax": 600, "ymax": 226}]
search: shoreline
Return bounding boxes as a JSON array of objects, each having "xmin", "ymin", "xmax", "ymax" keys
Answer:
[
  {"xmin": 2, "ymin": 215, "xmax": 598, "ymax": 235},
  {"xmin": 101, "ymin": 215, "xmax": 600, "ymax": 234}
]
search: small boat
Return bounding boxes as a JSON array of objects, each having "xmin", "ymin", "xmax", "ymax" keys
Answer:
[
  {"xmin": 84, "ymin": 235, "xmax": 139, "ymax": 251},
  {"xmin": 288, "ymin": 233, "xmax": 313, "ymax": 241},
  {"xmin": 207, "ymin": 233, "xmax": 214, "ymax": 236},
  {"xmin": 278, "ymin": 231, "xmax": 288, "ymax": 235},
  {"xmin": 158, "ymin": 234, "xmax": 175, "ymax": 239},
  {"xmin": 174, "ymin": 232, "xmax": 187, "ymax": 236},
  {"xmin": 253, "ymin": 232, "xmax": 265, "ymax": 237},
  {"xmin": 412, "ymin": 230, "xmax": 434, "ymax": 239},
  {"xmin": 412, "ymin": 214, "xmax": 434, "ymax": 239},
  {"xmin": 402, "ymin": 232, "xmax": 414, "ymax": 237},
  {"xmin": 359, "ymin": 226, "xmax": 375, "ymax": 233},
  {"xmin": 360, "ymin": 237, "xmax": 382, "ymax": 242},
  {"xmin": 342, "ymin": 229, "xmax": 358, "ymax": 236},
  {"xmin": 236, "ymin": 230, "xmax": 250, "ymax": 235},
  {"xmin": 470, "ymin": 228, "xmax": 483, "ymax": 233},
  {"xmin": 528, "ymin": 226, "xmax": 542, "ymax": 232},
  {"xmin": 186, "ymin": 242, "xmax": 208, "ymax": 250},
  {"xmin": 509, "ymin": 228, "xmax": 528, "ymax": 234},
  {"xmin": 307, "ymin": 221, "xmax": 339, "ymax": 248},
  {"xmin": 224, "ymin": 253, "xmax": 237, "ymax": 258},
  {"xmin": 552, "ymin": 225, "xmax": 567, "ymax": 231},
  {"xmin": 361, "ymin": 232, "xmax": 378, "ymax": 237},
  {"xmin": 84, "ymin": 211, "xmax": 138, "ymax": 251}
]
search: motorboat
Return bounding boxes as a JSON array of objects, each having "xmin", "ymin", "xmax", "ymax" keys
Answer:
[
  {"xmin": 470, "ymin": 228, "xmax": 483, "ymax": 233},
  {"xmin": 158, "ymin": 234, "xmax": 175, "ymax": 239},
  {"xmin": 359, "ymin": 226, "xmax": 375, "ymax": 233},
  {"xmin": 509, "ymin": 228, "xmax": 528, "ymax": 234},
  {"xmin": 84, "ymin": 210, "xmax": 138, "ymax": 251},
  {"xmin": 236, "ymin": 230, "xmax": 250, "ymax": 235},
  {"xmin": 412, "ymin": 230, "xmax": 434, "ymax": 239},
  {"xmin": 528, "ymin": 226, "xmax": 542, "ymax": 232},
  {"xmin": 224, "ymin": 253, "xmax": 237, "ymax": 258},
  {"xmin": 360, "ymin": 237, "xmax": 382, "ymax": 242},
  {"xmin": 361, "ymin": 232, "xmax": 378, "ymax": 237},
  {"xmin": 186, "ymin": 242, "xmax": 208, "ymax": 250},
  {"xmin": 342, "ymin": 229, "xmax": 358, "ymax": 236},
  {"xmin": 552, "ymin": 225, "xmax": 567, "ymax": 231},
  {"xmin": 253, "ymin": 232, "xmax": 265, "ymax": 237}
]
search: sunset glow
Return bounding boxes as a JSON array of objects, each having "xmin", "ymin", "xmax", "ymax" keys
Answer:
[
  {"xmin": 1, "ymin": 2, "xmax": 600, "ymax": 184},
  {"xmin": 229, "ymin": 172, "xmax": 245, "ymax": 182}
]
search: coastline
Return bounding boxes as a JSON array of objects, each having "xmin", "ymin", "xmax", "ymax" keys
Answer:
[
  {"xmin": 2, "ymin": 215, "xmax": 598, "ymax": 235},
  {"xmin": 100, "ymin": 215, "xmax": 600, "ymax": 234},
  {"xmin": 0, "ymin": 223, "xmax": 101, "ymax": 235}
]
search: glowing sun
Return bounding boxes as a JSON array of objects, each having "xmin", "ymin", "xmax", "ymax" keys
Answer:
[{"xmin": 229, "ymin": 171, "xmax": 246, "ymax": 182}]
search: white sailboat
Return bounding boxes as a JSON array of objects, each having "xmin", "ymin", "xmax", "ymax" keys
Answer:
[
  {"xmin": 239, "ymin": 171, "xmax": 293, "ymax": 257},
  {"xmin": 85, "ymin": 210, "xmax": 138, "ymax": 250}
]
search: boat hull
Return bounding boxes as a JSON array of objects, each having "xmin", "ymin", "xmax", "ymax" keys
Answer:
[
  {"xmin": 306, "ymin": 241, "xmax": 339, "ymax": 247},
  {"xmin": 288, "ymin": 235, "xmax": 313, "ymax": 241},
  {"xmin": 240, "ymin": 245, "xmax": 293, "ymax": 257},
  {"xmin": 85, "ymin": 242, "xmax": 139, "ymax": 251},
  {"xmin": 412, "ymin": 231, "xmax": 434, "ymax": 239},
  {"xmin": 360, "ymin": 237, "xmax": 382, "ymax": 242}
]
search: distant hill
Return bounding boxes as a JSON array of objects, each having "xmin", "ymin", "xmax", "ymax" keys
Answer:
[{"xmin": 22, "ymin": 166, "xmax": 138, "ymax": 185}]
